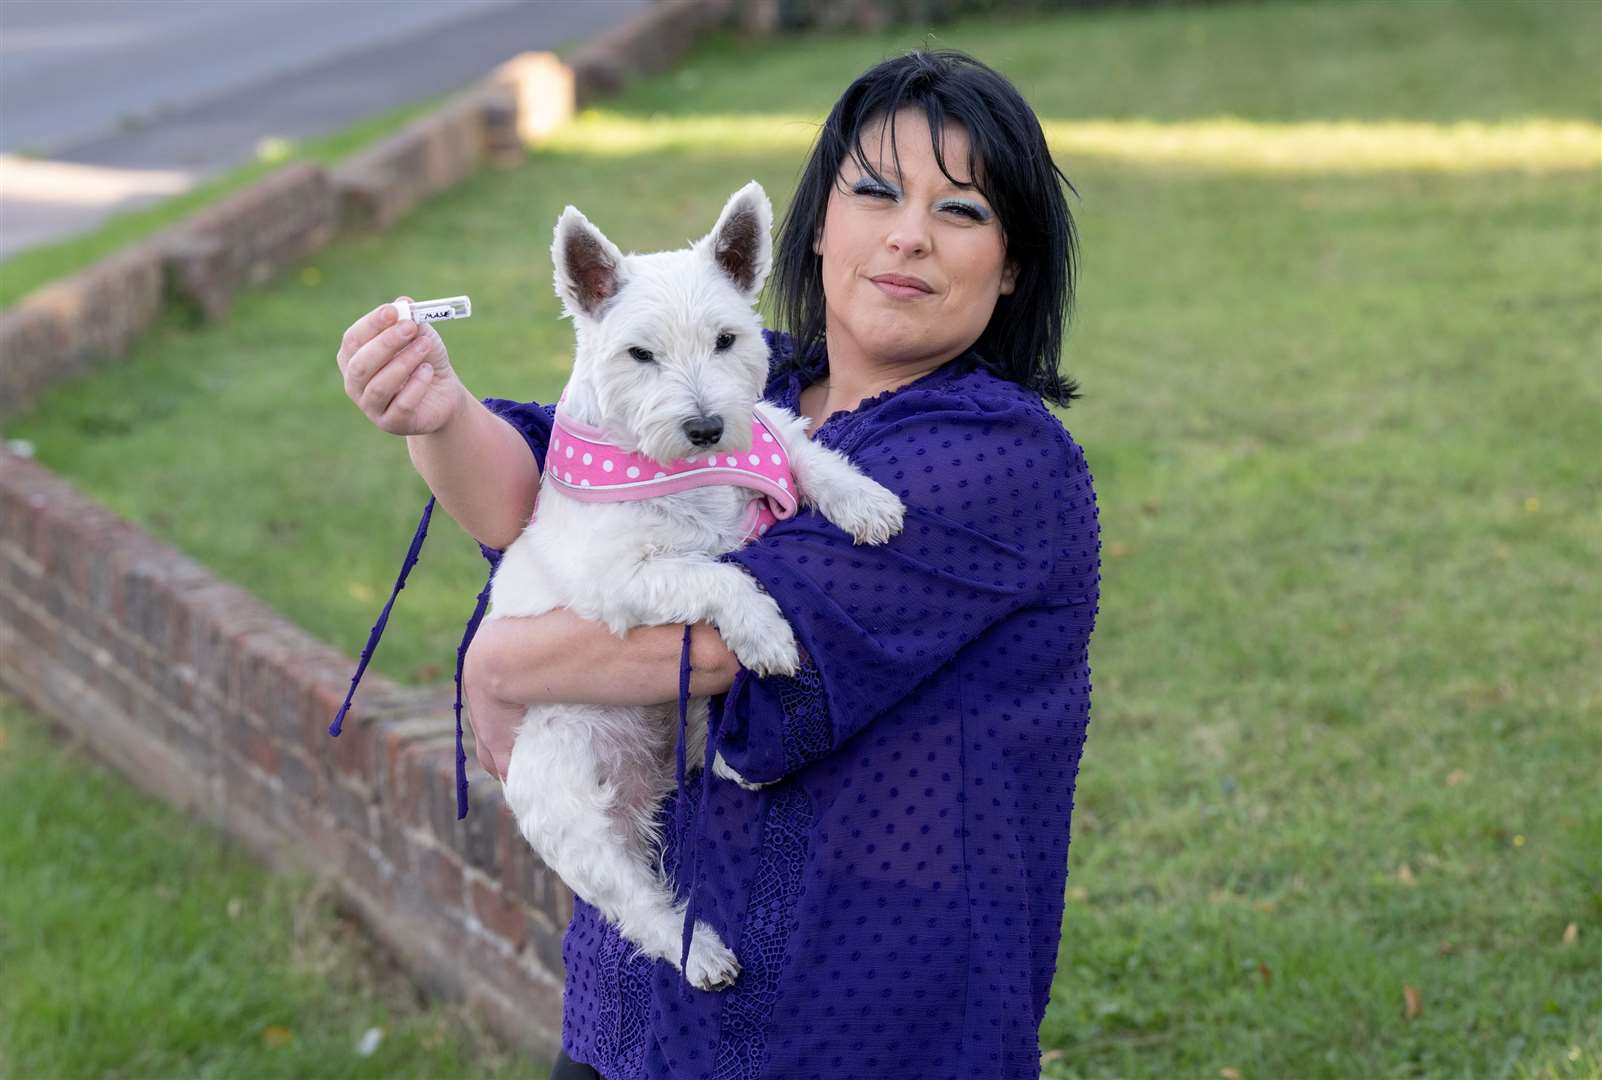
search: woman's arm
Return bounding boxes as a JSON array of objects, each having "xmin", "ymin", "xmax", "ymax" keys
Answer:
[
  {"xmin": 335, "ymin": 300, "xmax": 539, "ymax": 552},
  {"xmin": 407, "ymin": 386, "xmax": 542, "ymax": 553},
  {"xmin": 462, "ymin": 611, "xmax": 740, "ymax": 779},
  {"xmin": 707, "ymin": 396, "xmax": 1094, "ymax": 787}
]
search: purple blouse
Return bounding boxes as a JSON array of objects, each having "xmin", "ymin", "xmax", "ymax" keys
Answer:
[{"xmin": 343, "ymin": 328, "xmax": 1101, "ymax": 1079}]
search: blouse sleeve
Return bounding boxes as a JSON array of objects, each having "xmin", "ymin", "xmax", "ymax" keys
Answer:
[
  {"xmin": 475, "ymin": 395, "xmax": 556, "ymax": 567},
  {"xmin": 710, "ymin": 388, "xmax": 1095, "ymax": 785}
]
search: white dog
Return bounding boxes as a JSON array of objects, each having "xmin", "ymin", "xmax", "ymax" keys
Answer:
[{"xmin": 483, "ymin": 182, "xmax": 905, "ymax": 990}]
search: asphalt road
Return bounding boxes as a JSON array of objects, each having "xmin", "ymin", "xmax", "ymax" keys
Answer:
[{"xmin": 0, "ymin": 0, "xmax": 647, "ymax": 259}]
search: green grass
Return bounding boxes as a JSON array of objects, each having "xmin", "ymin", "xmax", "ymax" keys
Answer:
[
  {"xmin": 0, "ymin": 692, "xmax": 538, "ymax": 1077},
  {"xmin": 0, "ymin": 91, "xmax": 457, "ymax": 311},
  {"xmin": 3, "ymin": 0, "xmax": 1599, "ymax": 1075}
]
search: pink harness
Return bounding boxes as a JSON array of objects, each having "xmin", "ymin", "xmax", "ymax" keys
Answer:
[{"xmin": 547, "ymin": 388, "xmax": 799, "ymax": 540}]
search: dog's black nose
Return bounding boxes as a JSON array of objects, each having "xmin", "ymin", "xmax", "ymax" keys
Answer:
[{"xmin": 682, "ymin": 416, "xmax": 724, "ymax": 446}]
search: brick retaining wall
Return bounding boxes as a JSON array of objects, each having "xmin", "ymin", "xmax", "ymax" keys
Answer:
[{"xmin": 0, "ymin": 451, "xmax": 571, "ymax": 1052}]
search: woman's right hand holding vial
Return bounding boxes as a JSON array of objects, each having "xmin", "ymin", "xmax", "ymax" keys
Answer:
[{"xmin": 336, "ymin": 296, "xmax": 468, "ymax": 436}]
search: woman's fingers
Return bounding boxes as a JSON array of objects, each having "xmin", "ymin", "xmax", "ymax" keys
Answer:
[
  {"xmin": 475, "ymin": 735, "xmax": 499, "ymax": 782},
  {"xmin": 463, "ymin": 631, "xmax": 514, "ymax": 781},
  {"xmin": 367, "ymin": 325, "xmax": 438, "ymax": 419},
  {"xmin": 379, "ymin": 352, "xmax": 435, "ymax": 427},
  {"xmin": 336, "ymin": 298, "xmax": 407, "ymax": 375},
  {"xmin": 339, "ymin": 297, "xmax": 423, "ymax": 399},
  {"xmin": 356, "ymin": 325, "xmax": 446, "ymax": 428},
  {"xmin": 469, "ymin": 706, "xmax": 511, "ymax": 781},
  {"xmin": 346, "ymin": 319, "xmax": 418, "ymax": 405}
]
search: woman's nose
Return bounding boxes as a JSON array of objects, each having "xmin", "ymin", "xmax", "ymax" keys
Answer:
[{"xmin": 885, "ymin": 204, "xmax": 931, "ymax": 257}]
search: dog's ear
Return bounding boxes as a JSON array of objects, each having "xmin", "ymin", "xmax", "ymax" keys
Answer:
[
  {"xmin": 551, "ymin": 206, "xmax": 626, "ymax": 318},
  {"xmin": 700, "ymin": 181, "xmax": 772, "ymax": 300}
]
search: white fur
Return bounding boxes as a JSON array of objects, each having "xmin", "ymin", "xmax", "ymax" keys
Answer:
[{"xmin": 485, "ymin": 182, "xmax": 905, "ymax": 991}]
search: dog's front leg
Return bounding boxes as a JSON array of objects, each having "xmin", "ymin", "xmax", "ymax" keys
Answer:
[
  {"xmin": 586, "ymin": 554, "xmax": 800, "ymax": 679},
  {"xmin": 786, "ymin": 435, "xmax": 906, "ymax": 546}
]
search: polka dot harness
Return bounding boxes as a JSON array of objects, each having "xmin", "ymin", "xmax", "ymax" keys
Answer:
[{"xmin": 548, "ymin": 388, "xmax": 799, "ymax": 541}]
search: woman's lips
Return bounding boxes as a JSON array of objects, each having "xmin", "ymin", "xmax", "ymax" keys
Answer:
[{"xmin": 871, "ymin": 274, "xmax": 934, "ymax": 300}]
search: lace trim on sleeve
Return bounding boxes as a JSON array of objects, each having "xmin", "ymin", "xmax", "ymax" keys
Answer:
[{"xmin": 774, "ymin": 652, "xmax": 831, "ymax": 774}]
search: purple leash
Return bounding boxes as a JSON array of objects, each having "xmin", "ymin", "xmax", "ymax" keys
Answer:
[
  {"xmin": 329, "ymin": 496, "xmax": 434, "ymax": 739},
  {"xmin": 673, "ymin": 622, "xmax": 724, "ymax": 989},
  {"xmin": 329, "ymin": 494, "xmax": 478, "ymax": 821}
]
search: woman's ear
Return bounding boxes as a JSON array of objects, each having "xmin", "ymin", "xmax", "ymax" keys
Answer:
[{"xmin": 999, "ymin": 258, "xmax": 1019, "ymax": 297}]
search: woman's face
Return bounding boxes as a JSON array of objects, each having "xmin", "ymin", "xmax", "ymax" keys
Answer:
[{"xmin": 814, "ymin": 108, "xmax": 1017, "ymax": 374}]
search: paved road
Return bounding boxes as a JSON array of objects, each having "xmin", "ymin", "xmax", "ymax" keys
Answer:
[{"xmin": 0, "ymin": 0, "xmax": 647, "ymax": 261}]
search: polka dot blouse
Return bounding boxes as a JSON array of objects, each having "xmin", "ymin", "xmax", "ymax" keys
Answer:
[{"xmin": 476, "ymin": 329, "xmax": 1102, "ymax": 1079}]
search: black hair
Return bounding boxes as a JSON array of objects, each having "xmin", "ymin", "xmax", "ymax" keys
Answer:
[{"xmin": 770, "ymin": 48, "xmax": 1081, "ymax": 407}]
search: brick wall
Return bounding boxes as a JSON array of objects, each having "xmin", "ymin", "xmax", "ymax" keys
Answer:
[{"xmin": 0, "ymin": 451, "xmax": 571, "ymax": 1053}]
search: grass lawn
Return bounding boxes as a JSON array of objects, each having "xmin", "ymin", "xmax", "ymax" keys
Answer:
[
  {"xmin": 0, "ymin": 691, "xmax": 537, "ymax": 1077},
  {"xmin": 3, "ymin": 0, "xmax": 1598, "ymax": 1075}
]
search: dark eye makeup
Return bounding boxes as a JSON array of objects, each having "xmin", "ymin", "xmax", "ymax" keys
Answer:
[
  {"xmin": 852, "ymin": 178, "xmax": 897, "ymax": 198},
  {"xmin": 849, "ymin": 177, "xmax": 991, "ymax": 222}
]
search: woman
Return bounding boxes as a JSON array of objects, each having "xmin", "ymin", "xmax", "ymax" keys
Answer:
[{"xmin": 338, "ymin": 49, "xmax": 1098, "ymax": 1080}]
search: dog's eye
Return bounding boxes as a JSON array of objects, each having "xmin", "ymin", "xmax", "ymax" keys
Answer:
[
  {"xmin": 714, "ymin": 332, "xmax": 736, "ymax": 352},
  {"xmin": 628, "ymin": 346, "xmax": 655, "ymax": 364}
]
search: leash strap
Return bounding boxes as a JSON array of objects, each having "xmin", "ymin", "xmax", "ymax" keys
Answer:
[
  {"xmin": 328, "ymin": 494, "xmax": 478, "ymax": 822},
  {"xmin": 329, "ymin": 495, "xmax": 434, "ymax": 739},
  {"xmin": 673, "ymin": 622, "xmax": 727, "ymax": 992}
]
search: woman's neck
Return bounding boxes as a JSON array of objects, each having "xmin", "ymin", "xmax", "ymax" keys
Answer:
[{"xmin": 812, "ymin": 335, "xmax": 962, "ymax": 414}]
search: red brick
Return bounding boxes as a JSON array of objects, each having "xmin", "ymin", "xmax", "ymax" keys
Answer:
[
  {"xmin": 374, "ymin": 801, "xmax": 414, "ymax": 874},
  {"xmin": 341, "ymin": 834, "xmax": 393, "ymax": 906},
  {"xmin": 0, "ymin": 541, "xmax": 29, "ymax": 598},
  {"xmin": 52, "ymin": 504, "xmax": 129, "ymax": 600},
  {"xmin": 275, "ymin": 746, "xmax": 322, "ymax": 805},
  {"xmin": 178, "ymin": 582, "xmax": 282, "ymax": 699},
  {"xmin": 328, "ymin": 778, "xmax": 373, "ymax": 841},
  {"xmin": 470, "ymin": 877, "xmax": 528, "ymax": 950},
  {"xmin": 393, "ymin": 736, "xmax": 457, "ymax": 833},
  {"xmin": 460, "ymin": 785, "xmax": 505, "ymax": 875},
  {"xmin": 416, "ymin": 844, "xmax": 464, "ymax": 909},
  {"xmin": 118, "ymin": 551, "xmax": 211, "ymax": 663},
  {"xmin": 243, "ymin": 726, "xmax": 277, "ymax": 775},
  {"xmin": 26, "ymin": 493, "xmax": 78, "ymax": 575},
  {"xmin": 529, "ymin": 913, "xmax": 568, "ymax": 979},
  {"xmin": 496, "ymin": 808, "xmax": 548, "ymax": 914},
  {"xmin": 101, "ymin": 626, "xmax": 152, "ymax": 689},
  {"xmin": 544, "ymin": 881, "xmax": 575, "ymax": 928}
]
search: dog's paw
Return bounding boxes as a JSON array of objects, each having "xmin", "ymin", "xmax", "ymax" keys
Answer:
[
  {"xmin": 822, "ymin": 479, "xmax": 906, "ymax": 546},
  {"xmin": 713, "ymin": 750, "xmax": 774, "ymax": 791},
  {"xmin": 723, "ymin": 627, "xmax": 799, "ymax": 678},
  {"xmin": 718, "ymin": 594, "xmax": 801, "ymax": 678},
  {"xmin": 685, "ymin": 921, "xmax": 740, "ymax": 991},
  {"xmin": 739, "ymin": 632, "xmax": 801, "ymax": 678}
]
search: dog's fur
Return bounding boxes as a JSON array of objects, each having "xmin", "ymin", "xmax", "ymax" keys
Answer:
[{"xmin": 484, "ymin": 182, "xmax": 905, "ymax": 990}]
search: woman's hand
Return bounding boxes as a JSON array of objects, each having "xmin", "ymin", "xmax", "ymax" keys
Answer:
[
  {"xmin": 462, "ymin": 614, "xmax": 567, "ymax": 781},
  {"xmin": 462, "ymin": 621, "xmax": 531, "ymax": 781},
  {"xmin": 336, "ymin": 297, "xmax": 469, "ymax": 435}
]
